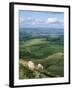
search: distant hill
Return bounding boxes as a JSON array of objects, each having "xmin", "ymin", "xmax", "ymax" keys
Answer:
[{"xmin": 19, "ymin": 28, "xmax": 64, "ymax": 41}]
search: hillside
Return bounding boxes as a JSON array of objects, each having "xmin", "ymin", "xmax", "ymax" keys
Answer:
[
  {"xmin": 19, "ymin": 35, "xmax": 64, "ymax": 79},
  {"xmin": 19, "ymin": 57, "xmax": 63, "ymax": 79}
]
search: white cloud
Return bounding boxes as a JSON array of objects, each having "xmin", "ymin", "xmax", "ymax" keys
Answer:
[
  {"xmin": 47, "ymin": 18, "xmax": 64, "ymax": 25},
  {"xmin": 34, "ymin": 19, "xmax": 45, "ymax": 24},
  {"xmin": 20, "ymin": 17, "xmax": 33, "ymax": 25},
  {"xmin": 20, "ymin": 17, "xmax": 64, "ymax": 25}
]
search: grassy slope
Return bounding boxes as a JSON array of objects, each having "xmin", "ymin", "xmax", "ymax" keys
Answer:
[
  {"xmin": 19, "ymin": 38, "xmax": 63, "ymax": 59},
  {"xmin": 19, "ymin": 38, "xmax": 64, "ymax": 79},
  {"xmin": 33, "ymin": 53, "xmax": 64, "ymax": 76},
  {"xmin": 19, "ymin": 59, "xmax": 60, "ymax": 79}
]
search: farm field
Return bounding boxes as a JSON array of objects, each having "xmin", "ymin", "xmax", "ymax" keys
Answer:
[{"xmin": 19, "ymin": 28, "xmax": 64, "ymax": 79}]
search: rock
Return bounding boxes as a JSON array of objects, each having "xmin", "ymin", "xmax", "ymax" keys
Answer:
[
  {"xmin": 27, "ymin": 61, "xmax": 35, "ymax": 70},
  {"xmin": 37, "ymin": 64, "xmax": 43, "ymax": 69}
]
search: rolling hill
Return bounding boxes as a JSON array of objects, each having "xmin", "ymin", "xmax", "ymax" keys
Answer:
[{"xmin": 19, "ymin": 35, "xmax": 64, "ymax": 79}]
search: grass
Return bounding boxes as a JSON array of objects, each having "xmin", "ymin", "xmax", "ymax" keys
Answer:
[
  {"xmin": 19, "ymin": 59, "xmax": 60, "ymax": 79},
  {"xmin": 19, "ymin": 36, "xmax": 64, "ymax": 79},
  {"xmin": 19, "ymin": 38, "xmax": 63, "ymax": 59},
  {"xmin": 24, "ymin": 38, "xmax": 47, "ymax": 46}
]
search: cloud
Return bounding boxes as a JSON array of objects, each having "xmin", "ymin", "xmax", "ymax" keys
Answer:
[
  {"xmin": 20, "ymin": 17, "xmax": 64, "ymax": 26},
  {"xmin": 47, "ymin": 18, "xmax": 64, "ymax": 25},
  {"xmin": 20, "ymin": 18, "xmax": 44, "ymax": 25},
  {"xmin": 33, "ymin": 19, "xmax": 45, "ymax": 24},
  {"xmin": 20, "ymin": 17, "xmax": 33, "ymax": 25}
]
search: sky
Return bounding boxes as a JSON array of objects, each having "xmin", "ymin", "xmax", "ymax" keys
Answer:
[{"xmin": 19, "ymin": 10, "xmax": 64, "ymax": 28}]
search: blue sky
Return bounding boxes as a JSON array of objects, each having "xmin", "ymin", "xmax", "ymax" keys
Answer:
[{"xmin": 19, "ymin": 10, "xmax": 64, "ymax": 28}]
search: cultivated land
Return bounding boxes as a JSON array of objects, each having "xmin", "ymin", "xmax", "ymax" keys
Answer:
[{"xmin": 19, "ymin": 28, "xmax": 64, "ymax": 79}]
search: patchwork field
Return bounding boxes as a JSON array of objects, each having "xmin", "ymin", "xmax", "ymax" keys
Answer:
[{"xmin": 19, "ymin": 34, "xmax": 64, "ymax": 79}]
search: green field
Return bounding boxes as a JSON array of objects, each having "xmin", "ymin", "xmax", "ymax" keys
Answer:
[{"xmin": 19, "ymin": 36, "xmax": 64, "ymax": 79}]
